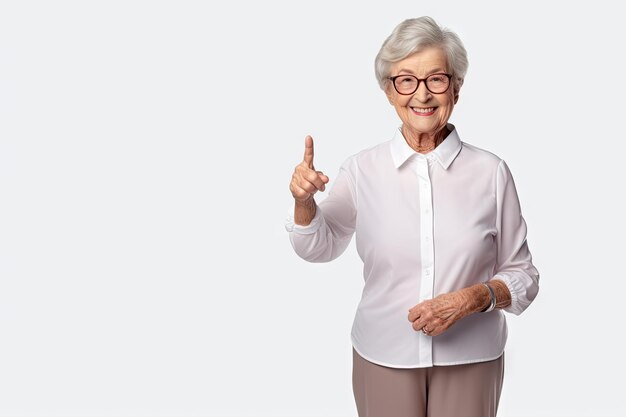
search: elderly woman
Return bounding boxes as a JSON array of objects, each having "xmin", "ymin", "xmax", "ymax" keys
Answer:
[{"xmin": 285, "ymin": 16, "xmax": 539, "ymax": 417}]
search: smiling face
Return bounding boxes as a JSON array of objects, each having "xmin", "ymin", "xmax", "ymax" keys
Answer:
[{"xmin": 385, "ymin": 47, "xmax": 459, "ymax": 142}]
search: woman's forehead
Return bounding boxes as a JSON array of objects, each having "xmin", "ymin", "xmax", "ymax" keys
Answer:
[{"xmin": 392, "ymin": 48, "xmax": 448, "ymax": 74}]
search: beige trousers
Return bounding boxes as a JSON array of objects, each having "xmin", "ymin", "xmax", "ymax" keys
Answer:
[{"xmin": 352, "ymin": 348, "xmax": 504, "ymax": 417}]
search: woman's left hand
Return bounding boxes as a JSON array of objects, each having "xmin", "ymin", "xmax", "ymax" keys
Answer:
[{"xmin": 407, "ymin": 291, "xmax": 471, "ymax": 337}]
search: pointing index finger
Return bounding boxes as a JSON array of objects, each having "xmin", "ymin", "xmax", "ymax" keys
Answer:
[{"xmin": 303, "ymin": 135, "xmax": 314, "ymax": 168}]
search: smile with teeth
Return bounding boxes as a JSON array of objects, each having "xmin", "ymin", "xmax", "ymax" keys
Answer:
[{"xmin": 411, "ymin": 106, "xmax": 436, "ymax": 114}]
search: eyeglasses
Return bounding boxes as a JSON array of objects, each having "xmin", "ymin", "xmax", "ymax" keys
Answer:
[{"xmin": 387, "ymin": 73, "xmax": 452, "ymax": 95}]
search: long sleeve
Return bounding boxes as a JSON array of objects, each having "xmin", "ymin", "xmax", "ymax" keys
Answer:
[
  {"xmin": 285, "ymin": 157, "xmax": 357, "ymax": 263},
  {"xmin": 492, "ymin": 160, "xmax": 540, "ymax": 315}
]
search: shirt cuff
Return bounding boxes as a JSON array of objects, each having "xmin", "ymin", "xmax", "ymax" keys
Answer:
[
  {"xmin": 491, "ymin": 273, "xmax": 537, "ymax": 316},
  {"xmin": 284, "ymin": 203, "xmax": 324, "ymax": 235}
]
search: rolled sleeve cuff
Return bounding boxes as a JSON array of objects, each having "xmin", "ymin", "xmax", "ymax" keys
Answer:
[
  {"xmin": 492, "ymin": 272, "xmax": 539, "ymax": 316},
  {"xmin": 284, "ymin": 203, "xmax": 324, "ymax": 235}
]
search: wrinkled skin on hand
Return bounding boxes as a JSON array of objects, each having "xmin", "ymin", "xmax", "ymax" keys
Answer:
[
  {"xmin": 407, "ymin": 290, "xmax": 474, "ymax": 337},
  {"xmin": 408, "ymin": 281, "xmax": 511, "ymax": 336}
]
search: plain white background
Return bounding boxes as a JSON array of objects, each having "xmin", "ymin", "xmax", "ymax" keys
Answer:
[{"xmin": 1, "ymin": 1, "xmax": 624, "ymax": 416}]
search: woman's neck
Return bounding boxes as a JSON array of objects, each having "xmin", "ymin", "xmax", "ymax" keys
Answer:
[{"xmin": 402, "ymin": 125, "xmax": 450, "ymax": 154}]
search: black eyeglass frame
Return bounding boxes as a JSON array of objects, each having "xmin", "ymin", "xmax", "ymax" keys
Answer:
[{"xmin": 387, "ymin": 73, "xmax": 453, "ymax": 95}]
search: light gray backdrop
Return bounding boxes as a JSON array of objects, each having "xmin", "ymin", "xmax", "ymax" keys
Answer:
[{"xmin": 1, "ymin": 1, "xmax": 624, "ymax": 416}]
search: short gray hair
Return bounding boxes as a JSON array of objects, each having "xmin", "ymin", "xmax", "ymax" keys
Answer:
[{"xmin": 375, "ymin": 17, "xmax": 468, "ymax": 93}]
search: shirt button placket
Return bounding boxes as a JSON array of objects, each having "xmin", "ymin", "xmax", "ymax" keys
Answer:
[{"xmin": 416, "ymin": 156, "xmax": 434, "ymax": 364}]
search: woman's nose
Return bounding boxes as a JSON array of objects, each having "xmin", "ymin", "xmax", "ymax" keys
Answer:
[{"xmin": 414, "ymin": 81, "xmax": 431, "ymax": 102}]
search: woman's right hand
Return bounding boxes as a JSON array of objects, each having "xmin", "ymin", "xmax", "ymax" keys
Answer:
[{"xmin": 289, "ymin": 135, "xmax": 330, "ymax": 203}]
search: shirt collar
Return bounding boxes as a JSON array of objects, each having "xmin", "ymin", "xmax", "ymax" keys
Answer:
[{"xmin": 390, "ymin": 123, "xmax": 462, "ymax": 170}]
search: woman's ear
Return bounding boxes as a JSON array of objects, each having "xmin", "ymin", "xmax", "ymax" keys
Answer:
[
  {"xmin": 385, "ymin": 85, "xmax": 395, "ymax": 105},
  {"xmin": 453, "ymin": 79, "xmax": 463, "ymax": 104}
]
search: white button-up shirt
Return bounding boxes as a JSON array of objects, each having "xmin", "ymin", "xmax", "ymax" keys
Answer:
[{"xmin": 285, "ymin": 125, "xmax": 539, "ymax": 368}]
